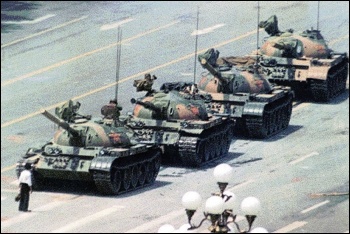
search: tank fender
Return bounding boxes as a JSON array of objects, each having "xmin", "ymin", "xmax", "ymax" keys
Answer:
[
  {"xmin": 306, "ymin": 65, "xmax": 329, "ymax": 80},
  {"xmin": 242, "ymin": 102, "xmax": 267, "ymax": 117},
  {"xmin": 90, "ymin": 156, "xmax": 119, "ymax": 171}
]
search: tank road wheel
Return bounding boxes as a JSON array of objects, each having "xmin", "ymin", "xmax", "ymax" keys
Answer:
[
  {"xmin": 214, "ymin": 135, "xmax": 222, "ymax": 158},
  {"xmin": 198, "ymin": 141, "xmax": 209, "ymax": 163},
  {"xmin": 153, "ymin": 156, "xmax": 161, "ymax": 179},
  {"xmin": 260, "ymin": 112, "xmax": 270, "ymax": 138},
  {"xmin": 145, "ymin": 161, "xmax": 155, "ymax": 184},
  {"xmin": 138, "ymin": 164, "xmax": 147, "ymax": 186},
  {"xmin": 122, "ymin": 168, "xmax": 132, "ymax": 191},
  {"xmin": 310, "ymin": 79, "xmax": 330, "ymax": 102},
  {"xmin": 111, "ymin": 169, "xmax": 122, "ymax": 194},
  {"xmin": 130, "ymin": 165, "xmax": 139, "ymax": 188},
  {"xmin": 207, "ymin": 139, "xmax": 215, "ymax": 160}
]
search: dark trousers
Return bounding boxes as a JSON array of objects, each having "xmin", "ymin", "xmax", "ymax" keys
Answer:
[{"xmin": 19, "ymin": 183, "xmax": 30, "ymax": 211}]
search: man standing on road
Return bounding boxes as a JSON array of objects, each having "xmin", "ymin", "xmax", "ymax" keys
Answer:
[{"xmin": 18, "ymin": 163, "xmax": 33, "ymax": 212}]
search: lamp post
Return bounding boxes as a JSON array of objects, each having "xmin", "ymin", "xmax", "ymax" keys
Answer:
[{"xmin": 179, "ymin": 163, "xmax": 265, "ymax": 233}]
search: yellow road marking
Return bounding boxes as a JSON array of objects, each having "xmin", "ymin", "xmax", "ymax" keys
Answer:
[
  {"xmin": 1, "ymin": 28, "xmax": 257, "ymax": 129},
  {"xmin": 1, "ymin": 164, "xmax": 16, "ymax": 173},
  {"xmin": 1, "ymin": 16, "xmax": 88, "ymax": 48},
  {"xmin": 1, "ymin": 20, "xmax": 180, "ymax": 87}
]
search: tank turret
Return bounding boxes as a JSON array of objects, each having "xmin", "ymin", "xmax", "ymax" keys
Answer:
[
  {"xmin": 198, "ymin": 55, "xmax": 272, "ymax": 94},
  {"xmin": 197, "ymin": 48, "xmax": 294, "ymax": 139},
  {"xmin": 258, "ymin": 15, "xmax": 349, "ymax": 101},
  {"xmin": 42, "ymin": 110, "xmax": 80, "ymax": 136},
  {"xmin": 16, "ymin": 100, "xmax": 162, "ymax": 195},
  {"xmin": 130, "ymin": 98, "xmax": 164, "ymax": 118}
]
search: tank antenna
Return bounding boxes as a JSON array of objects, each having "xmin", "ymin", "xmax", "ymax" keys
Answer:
[
  {"xmin": 256, "ymin": 1, "xmax": 260, "ymax": 63},
  {"xmin": 115, "ymin": 27, "xmax": 122, "ymax": 100},
  {"xmin": 316, "ymin": 1, "xmax": 320, "ymax": 31},
  {"xmin": 193, "ymin": 6, "xmax": 199, "ymax": 84}
]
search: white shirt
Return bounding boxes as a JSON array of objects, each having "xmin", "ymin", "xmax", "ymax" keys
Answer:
[{"xmin": 19, "ymin": 170, "xmax": 32, "ymax": 187}]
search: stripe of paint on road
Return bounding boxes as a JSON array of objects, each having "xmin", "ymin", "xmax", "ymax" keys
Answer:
[
  {"xmin": 1, "ymin": 16, "xmax": 88, "ymax": 48},
  {"xmin": 100, "ymin": 18, "xmax": 134, "ymax": 31},
  {"xmin": 2, "ymin": 14, "xmax": 55, "ymax": 25},
  {"xmin": 289, "ymin": 152, "xmax": 319, "ymax": 165},
  {"xmin": 1, "ymin": 164, "xmax": 16, "ymax": 173},
  {"xmin": 50, "ymin": 205, "xmax": 125, "ymax": 233},
  {"xmin": 1, "ymin": 20, "xmax": 179, "ymax": 88},
  {"xmin": 125, "ymin": 209, "xmax": 185, "ymax": 233},
  {"xmin": 1, "ymin": 200, "xmax": 69, "ymax": 228},
  {"xmin": 228, "ymin": 179, "xmax": 255, "ymax": 192},
  {"xmin": 273, "ymin": 221, "xmax": 308, "ymax": 233},
  {"xmin": 292, "ymin": 102, "xmax": 310, "ymax": 113},
  {"xmin": 300, "ymin": 200, "xmax": 330, "ymax": 214},
  {"xmin": 192, "ymin": 23, "xmax": 226, "ymax": 35}
]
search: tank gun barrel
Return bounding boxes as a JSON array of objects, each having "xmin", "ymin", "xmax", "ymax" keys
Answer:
[
  {"xmin": 130, "ymin": 98, "xmax": 161, "ymax": 113},
  {"xmin": 200, "ymin": 58, "xmax": 226, "ymax": 81},
  {"xmin": 41, "ymin": 110, "xmax": 80, "ymax": 137}
]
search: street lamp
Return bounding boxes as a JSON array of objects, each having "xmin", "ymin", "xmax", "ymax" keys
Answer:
[{"xmin": 179, "ymin": 163, "xmax": 265, "ymax": 233}]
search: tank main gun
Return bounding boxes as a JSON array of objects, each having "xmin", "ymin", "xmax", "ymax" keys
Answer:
[
  {"xmin": 199, "ymin": 58, "xmax": 232, "ymax": 87},
  {"xmin": 41, "ymin": 110, "xmax": 80, "ymax": 137},
  {"xmin": 130, "ymin": 98, "xmax": 162, "ymax": 114}
]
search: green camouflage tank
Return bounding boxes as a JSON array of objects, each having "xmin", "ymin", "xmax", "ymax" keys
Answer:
[
  {"xmin": 197, "ymin": 48, "xmax": 294, "ymax": 139},
  {"xmin": 258, "ymin": 15, "xmax": 349, "ymax": 102},
  {"xmin": 16, "ymin": 100, "xmax": 162, "ymax": 195},
  {"xmin": 125, "ymin": 82, "xmax": 234, "ymax": 167}
]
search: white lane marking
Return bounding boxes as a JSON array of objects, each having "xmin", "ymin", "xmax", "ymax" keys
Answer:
[
  {"xmin": 50, "ymin": 205, "xmax": 125, "ymax": 233},
  {"xmin": 1, "ymin": 16, "xmax": 88, "ymax": 48},
  {"xmin": 180, "ymin": 73, "xmax": 194, "ymax": 76},
  {"xmin": 273, "ymin": 221, "xmax": 308, "ymax": 233},
  {"xmin": 1, "ymin": 196, "xmax": 77, "ymax": 228},
  {"xmin": 192, "ymin": 23, "xmax": 226, "ymax": 35},
  {"xmin": 10, "ymin": 180, "xmax": 19, "ymax": 186},
  {"xmin": 228, "ymin": 179, "xmax": 255, "ymax": 191},
  {"xmin": 2, "ymin": 203, "xmax": 64, "ymax": 228},
  {"xmin": 125, "ymin": 209, "xmax": 184, "ymax": 233},
  {"xmin": 2, "ymin": 14, "xmax": 55, "ymax": 25},
  {"xmin": 2, "ymin": 189, "xmax": 19, "ymax": 193},
  {"xmin": 289, "ymin": 152, "xmax": 319, "ymax": 165},
  {"xmin": 100, "ymin": 18, "xmax": 134, "ymax": 31},
  {"xmin": 292, "ymin": 102, "xmax": 310, "ymax": 112},
  {"xmin": 300, "ymin": 200, "xmax": 330, "ymax": 214}
]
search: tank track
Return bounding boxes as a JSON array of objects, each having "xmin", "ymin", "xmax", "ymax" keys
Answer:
[
  {"xmin": 309, "ymin": 62, "xmax": 348, "ymax": 102},
  {"xmin": 244, "ymin": 93, "xmax": 293, "ymax": 138},
  {"xmin": 92, "ymin": 148, "xmax": 161, "ymax": 195},
  {"xmin": 178, "ymin": 122, "xmax": 234, "ymax": 167}
]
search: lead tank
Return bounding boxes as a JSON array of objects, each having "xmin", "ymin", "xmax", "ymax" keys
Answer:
[
  {"xmin": 125, "ymin": 83, "xmax": 234, "ymax": 167},
  {"xmin": 15, "ymin": 100, "xmax": 162, "ymax": 195},
  {"xmin": 258, "ymin": 15, "xmax": 349, "ymax": 102},
  {"xmin": 197, "ymin": 48, "xmax": 294, "ymax": 139}
]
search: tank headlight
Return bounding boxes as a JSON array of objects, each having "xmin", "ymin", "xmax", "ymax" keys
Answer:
[
  {"xmin": 47, "ymin": 148, "xmax": 54, "ymax": 154},
  {"xmin": 53, "ymin": 148, "xmax": 61, "ymax": 155},
  {"xmin": 99, "ymin": 149, "xmax": 110, "ymax": 156}
]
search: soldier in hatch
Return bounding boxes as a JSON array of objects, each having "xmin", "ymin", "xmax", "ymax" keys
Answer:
[
  {"xmin": 133, "ymin": 73, "xmax": 157, "ymax": 95},
  {"xmin": 101, "ymin": 98, "xmax": 123, "ymax": 121}
]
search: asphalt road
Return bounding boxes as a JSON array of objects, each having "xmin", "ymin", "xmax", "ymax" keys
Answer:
[{"xmin": 1, "ymin": 1, "xmax": 349, "ymax": 233}]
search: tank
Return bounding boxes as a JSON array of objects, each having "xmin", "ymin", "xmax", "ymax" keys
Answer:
[
  {"xmin": 258, "ymin": 15, "xmax": 349, "ymax": 102},
  {"xmin": 125, "ymin": 82, "xmax": 234, "ymax": 168},
  {"xmin": 15, "ymin": 100, "xmax": 162, "ymax": 195},
  {"xmin": 197, "ymin": 48, "xmax": 294, "ymax": 139}
]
